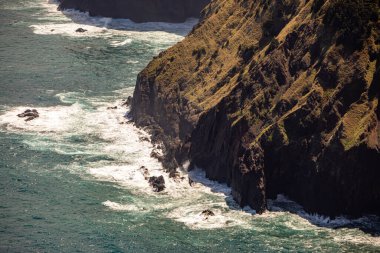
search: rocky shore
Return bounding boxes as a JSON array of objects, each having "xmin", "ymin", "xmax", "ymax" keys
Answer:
[
  {"xmin": 131, "ymin": 0, "xmax": 380, "ymax": 217},
  {"xmin": 57, "ymin": 0, "xmax": 210, "ymax": 23}
]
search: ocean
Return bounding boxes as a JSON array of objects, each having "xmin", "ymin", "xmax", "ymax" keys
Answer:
[{"xmin": 0, "ymin": 0, "xmax": 379, "ymax": 252}]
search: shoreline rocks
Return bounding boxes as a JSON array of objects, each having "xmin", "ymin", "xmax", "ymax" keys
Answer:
[{"xmin": 148, "ymin": 175, "xmax": 165, "ymax": 192}]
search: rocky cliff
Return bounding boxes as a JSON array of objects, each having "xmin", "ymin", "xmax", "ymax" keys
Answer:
[
  {"xmin": 131, "ymin": 0, "xmax": 380, "ymax": 217},
  {"xmin": 57, "ymin": 0, "xmax": 210, "ymax": 23}
]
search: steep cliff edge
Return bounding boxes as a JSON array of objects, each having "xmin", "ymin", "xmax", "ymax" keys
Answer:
[
  {"xmin": 57, "ymin": 0, "xmax": 210, "ymax": 23},
  {"xmin": 132, "ymin": 0, "xmax": 380, "ymax": 217}
]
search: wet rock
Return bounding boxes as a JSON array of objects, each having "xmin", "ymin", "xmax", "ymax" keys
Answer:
[
  {"xmin": 107, "ymin": 106, "xmax": 117, "ymax": 110},
  {"xmin": 139, "ymin": 136, "xmax": 150, "ymax": 142},
  {"xmin": 201, "ymin": 209, "xmax": 215, "ymax": 219},
  {"xmin": 188, "ymin": 177, "xmax": 195, "ymax": 186},
  {"xmin": 75, "ymin": 28, "xmax": 87, "ymax": 33},
  {"xmin": 17, "ymin": 109, "xmax": 39, "ymax": 121},
  {"xmin": 148, "ymin": 175, "xmax": 165, "ymax": 192},
  {"xmin": 150, "ymin": 149, "xmax": 162, "ymax": 160},
  {"xmin": 169, "ymin": 170, "xmax": 183, "ymax": 182}
]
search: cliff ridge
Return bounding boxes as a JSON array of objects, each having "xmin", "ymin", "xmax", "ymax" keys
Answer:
[{"xmin": 132, "ymin": 0, "xmax": 380, "ymax": 217}]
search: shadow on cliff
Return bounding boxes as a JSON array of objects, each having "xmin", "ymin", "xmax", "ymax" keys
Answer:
[
  {"xmin": 57, "ymin": 4, "xmax": 198, "ymax": 37},
  {"xmin": 189, "ymin": 169, "xmax": 380, "ymax": 236}
]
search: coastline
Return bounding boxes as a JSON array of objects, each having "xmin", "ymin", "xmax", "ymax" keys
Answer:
[{"xmin": 0, "ymin": 0, "xmax": 379, "ymax": 251}]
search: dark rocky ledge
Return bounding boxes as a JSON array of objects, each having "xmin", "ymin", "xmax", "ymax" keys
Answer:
[{"xmin": 57, "ymin": 0, "xmax": 210, "ymax": 23}]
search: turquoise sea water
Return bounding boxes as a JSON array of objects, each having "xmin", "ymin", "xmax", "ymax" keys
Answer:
[{"xmin": 0, "ymin": 0, "xmax": 379, "ymax": 252}]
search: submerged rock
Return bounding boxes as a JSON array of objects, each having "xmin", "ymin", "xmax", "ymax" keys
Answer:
[
  {"xmin": 17, "ymin": 109, "xmax": 39, "ymax": 121},
  {"xmin": 148, "ymin": 175, "xmax": 165, "ymax": 192}
]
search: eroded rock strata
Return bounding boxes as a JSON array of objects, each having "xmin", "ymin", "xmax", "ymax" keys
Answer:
[
  {"xmin": 132, "ymin": 0, "xmax": 380, "ymax": 217},
  {"xmin": 57, "ymin": 0, "xmax": 210, "ymax": 23}
]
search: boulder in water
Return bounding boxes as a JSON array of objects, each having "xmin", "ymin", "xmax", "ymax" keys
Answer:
[
  {"xmin": 148, "ymin": 175, "xmax": 165, "ymax": 192},
  {"xmin": 17, "ymin": 109, "xmax": 39, "ymax": 121},
  {"xmin": 75, "ymin": 28, "xmax": 87, "ymax": 33},
  {"xmin": 201, "ymin": 209, "xmax": 215, "ymax": 218}
]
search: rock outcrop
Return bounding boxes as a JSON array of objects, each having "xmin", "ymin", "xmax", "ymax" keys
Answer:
[
  {"xmin": 57, "ymin": 0, "xmax": 210, "ymax": 23},
  {"xmin": 148, "ymin": 175, "xmax": 166, "ymax": 192},
  {"xmin": 17, "ymin": 109, "xmax": 39, "ymax": 121},
  {"xmin": 131, "ymin": 0, "xmax": 380, "ymax": 217}
]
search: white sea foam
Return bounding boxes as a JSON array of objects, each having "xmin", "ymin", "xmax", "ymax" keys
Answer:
[
  {"xmin": 167, "ymin": 204, "xmax": 250, "ymax": 230},
  {"xmin": 0, "ymin": 104, "xmax": 82, "ymax": 133},
  {"xmin": 268, "ymin": 193, "xmax": 380, "ymax": 238},
  {"xmin": 30, "ymin": 0, "xmax": 197, "ymax": 46},
  {"xmin": 110, "ymin": 38, "xmax": 132, "ymax": 47},
  {"xmin": 1, "ymin": 95, "xmax": 378, "ymax": 233},
  {"xmin": 102, "ymin": 200, "xmax": 143, "ymax": 212}
]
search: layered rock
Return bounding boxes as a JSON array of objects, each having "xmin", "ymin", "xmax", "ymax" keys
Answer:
[
  {"xmin": 132, "ymin": 0, "xmax": 380, "ymax": 217},
  {"xmin": 57, "ymin": 0, "xmax": 210, "ymax": 23}
]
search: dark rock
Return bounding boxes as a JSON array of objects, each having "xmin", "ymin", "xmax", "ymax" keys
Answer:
[
  {"xmin": 17, "ymin": 109, "xmax": 39, "ymax": 121},
  {"xmin": 148, "ymin": 175, "xmax": 165, "ymax": 192},
  {"xmin": 107, "ymin": 106, "xmax": 117, "ymax": 110},
  {"xmin": 75, "ymin": 28, "xmax": 87, "ymax": 33},
  {"xmin": 169, "ymin": 170, "xmax": 180, "ymax": 178},
  {"xmin": 201, "ymin": 209, "xmax": 215, "ymax": 217},
  {"xmin": 169, "ymin": 170, "xmax": 183, "ymax": 182},
  {"xmin": 139, "ymin": 136, "xmax": 150, "ymax": 142},
  {"xmin": 150, "ymin": 149, "xmax": 162, "ymax": 160}
]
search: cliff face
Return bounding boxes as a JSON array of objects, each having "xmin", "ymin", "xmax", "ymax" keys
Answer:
[
  {"xmin": 58, "ymin": 0, "xmax": 210, "ymax": 23},
  {"xmin": 132, "ymin": 0, "xmax": 380, "ymax": 217}
]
